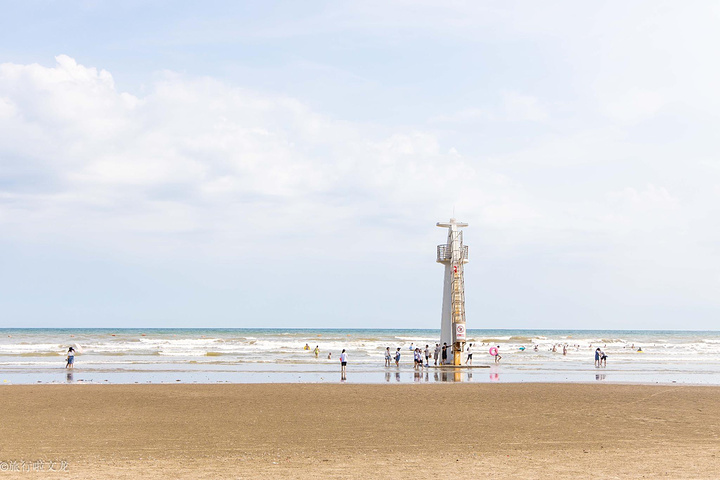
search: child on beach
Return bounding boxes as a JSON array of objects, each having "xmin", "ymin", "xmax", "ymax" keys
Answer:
[
  {"xmin": 494, "ymin": 346, "xmax": 502, "ymax": 364},
  {"xmin": 395, "ymin": 348, "xmax": 401, "ymax": 366},
  {"xmin": 66, "ymin": 347, "xmax": 75, "ymax": 368},
  {"xmin": 385, "ymin": 347, "xmax": 391, "ymax": 367},
  {"xmin": 314, "ymin": 346, "xmax": 320, "ymax": 358},
  {"xmin": 424, "ymin": 345, "xmax": 430, "ymax": 366},
  {"xmin": 434, "ymin": 344, "xmax": 440, "ymax": 365},
  {"xmin": 595, "ymin": 348, "xmax": 601, "ymax": 367},
  {"xmin": 465, "ymin": 343, "xmax": 473, "ymax": 365}
]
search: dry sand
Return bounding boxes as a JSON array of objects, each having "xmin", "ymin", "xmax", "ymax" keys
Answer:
[{"xmin": 1, "ymin": 383, "xmax": 719, "ymax": 479}]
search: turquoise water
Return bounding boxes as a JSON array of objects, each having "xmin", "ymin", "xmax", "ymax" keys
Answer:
[{"xmin": 1, "ymin": 328, "xmax": 719, "ymax": 385}]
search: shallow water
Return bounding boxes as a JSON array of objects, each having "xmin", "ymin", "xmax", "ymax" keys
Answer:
[{"xmin": 1, "ymin": 328, "xmax": 719, "ymax": 385}]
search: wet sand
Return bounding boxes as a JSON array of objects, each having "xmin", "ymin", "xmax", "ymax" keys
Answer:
[{"xmin": 1, "ymin": 383, "xmax": 719, "ymax": 479}]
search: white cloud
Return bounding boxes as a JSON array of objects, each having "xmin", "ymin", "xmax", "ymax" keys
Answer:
[
  {"xmin": 2, "ymin": 55, "xmax": 719, "ymax": 319},
  {"xmin": 0, "ymin": 56, "xmax": 521, "ymax": 258}
]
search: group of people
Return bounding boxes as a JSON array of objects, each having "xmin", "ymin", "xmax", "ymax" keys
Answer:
[
  {"xmin": 303, "ymin": 340, "xmax": 625, "ymax": 374},
  {"xmin": 382, "ymin": 342, "xmax": 494, "ymax": 368},
  {"xmin": 342, "ymin": 342, "xmax": 610, "ymax": 373},
  {"xmin": 304, "ymin": 344, "xmax": 347, "ymax": 376},
  {"xmin": 65, "ymin": 347, "xmax": 75, "ymax": 368},
  {"xmin": 594, "ymin": 348, "xmax": 608, "ymax": 367},
  {"xmin": 304, "ymin": 343, "xmax": 333, "ymax": 360}
]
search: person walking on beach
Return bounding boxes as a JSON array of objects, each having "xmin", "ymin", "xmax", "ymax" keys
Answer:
[
  {"xmin": 395, "ymin": 347, "xmax": 401, "ymax": 366},
  {"xmin": 385, "ymin": 347, "xmax": 392, "ymax": 367},
  {"xmin": 465, "ymin": 343, "xmax": 473, "ymax": 365},
  {"xmin": 424, "ymin": 345, "xmax": 430, "ymax": 367},
  {"xmin": 340, "ymin": 349, "xmax": 348, "ymax": 376},
  {"xmin": 441, "ymin": 343, "xmax": 448, "ymax": 365},
  {"xmin": 65, "ymin": 347, "xmax": 75, "ymax": 368}
]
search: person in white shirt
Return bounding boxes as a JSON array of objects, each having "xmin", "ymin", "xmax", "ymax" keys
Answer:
[
  {"xmin": 414, "ymin": 348, "xmax": 423, "ymax": 370},
  {"xmin": 340, "ymin": 349, "xmax": 348, "ymax": 375},
  {"xmin": 65, "ymin": 347, "xmax": 75, "ymax": 369},
  {"xmin": 465, "ymin": 343, "xmax": 473, "ymax": 365}
]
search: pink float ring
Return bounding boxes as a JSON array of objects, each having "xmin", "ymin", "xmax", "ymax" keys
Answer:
[{"xmin": 489, "ymin": 346, "xmax": 498, "ymax": 356}]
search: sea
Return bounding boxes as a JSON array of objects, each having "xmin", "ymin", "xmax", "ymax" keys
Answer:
[{"xmin": 1, "ymin": 328, "xmax": 719, "ymax": 385}]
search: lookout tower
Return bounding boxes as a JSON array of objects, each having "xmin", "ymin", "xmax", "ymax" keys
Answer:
[{"xmin": 436, "ymin": 218, "xmax": 469, "ymax": 365}]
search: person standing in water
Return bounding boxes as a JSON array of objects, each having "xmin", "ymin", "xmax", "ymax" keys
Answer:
[
  {"xmin": 395, "ymin": 347, "xmax": 401, "ymax": 366},
  {"xmin": 424, "ymin": 345, "xmax": 430, "ymax": 367},
  {"xmin": 441, "ymin": 343, "xmax": 448, "ymax": 365},
  {"xmin": 385, "ymin": 347, "xmax": 392, "ymax": 367},
  {"xmin": 65, "ymin": 347, "xmax": 75, "ymax": 368},
  {"xmin": 340, "ymin": 349, "xmax": 348, "ymax": 376},
  {"xmin": 465, "ymin": 343, "xmax": 473, "ymax": 365},
  {"xmin": 434, "ymin": 343, "xmax": 441, "ymax": 365}
]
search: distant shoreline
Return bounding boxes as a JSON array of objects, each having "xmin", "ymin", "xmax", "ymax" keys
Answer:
[{"xmin": 3, "ymin": 328, "xmax": 720, "ymax": 385}]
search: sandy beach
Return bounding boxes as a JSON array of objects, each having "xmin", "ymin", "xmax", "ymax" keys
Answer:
[{"xmin": 1, "ymin": 383, "xmax": 719, "ymax": 479}]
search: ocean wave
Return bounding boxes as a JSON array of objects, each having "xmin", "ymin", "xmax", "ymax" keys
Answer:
[
  {"xmin": 19, "ymin": 352, "xmax": 62, "ymax": 357},
  {"xmin": 509, "ymin": 336, "xmax": 532, "ymax": 343}
]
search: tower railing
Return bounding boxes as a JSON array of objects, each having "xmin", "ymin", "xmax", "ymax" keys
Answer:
[{"xmin": 436, "ymin": 244, "xmax": 469, "ymax": 263}]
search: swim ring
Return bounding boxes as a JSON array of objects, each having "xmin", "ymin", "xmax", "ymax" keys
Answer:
[
  {"xmin": 489, "ymin": 346, "xmax": 498, "ymax": 356},
  {"xmin": 519, "ymin": 347, "xmax": 526, "ymax": 351}
]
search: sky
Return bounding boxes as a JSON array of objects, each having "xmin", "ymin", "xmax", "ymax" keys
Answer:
[{"xmin": 1, "ymin": 1, "xmax": 720, "ymax": 330}]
